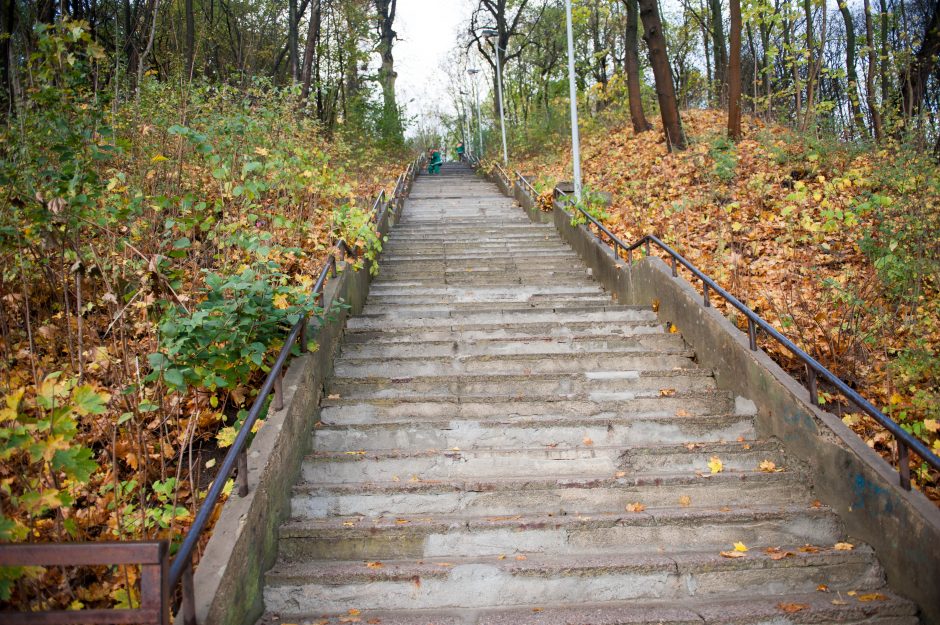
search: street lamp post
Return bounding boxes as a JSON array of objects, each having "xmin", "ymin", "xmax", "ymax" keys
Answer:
[
  {"xmin": 467, "ymin": 68, "xmax": 484, "ymax": 158},
  {"xmin": 563, "ymin": 0, "xmax": 583, "ymax": 201},
  {"xmin": 482, "ymin": 29, "xmax": 509, "ymax": 167}
]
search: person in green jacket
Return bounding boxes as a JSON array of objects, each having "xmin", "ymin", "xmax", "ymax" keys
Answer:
[
  {"xmin": 455, "ymin": 141, "xmax": 465, "ymax": 162},
  {"xmin": 428, "ymin": 147, "xmax": 442, "ymax": 174}
]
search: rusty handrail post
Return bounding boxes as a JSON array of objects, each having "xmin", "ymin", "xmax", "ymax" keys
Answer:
[
  {"xmin": 181, "ymin": 559, "xmax": 196, "ymax": 625},
  {"xmin": 236, "ymin": 447, "xmax": 249, "ymax": 497}
]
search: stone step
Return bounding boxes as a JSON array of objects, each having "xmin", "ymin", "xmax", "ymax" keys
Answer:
[
  {"xmin": 336, "ymin": 334, "xmax": 689, "ymax": 360},
  {"xmin": 259, "ymin": 590, "xmax": 917, "ymax": 625},
  {"xmin": 341, "ymin": 323, "xmax": 667, "ymax": 345},
  {"xmin": 289, "ymin": 470, "xmax": 809, "ymax": 518},
  {"xmin": 344, "ymin": 308, "xmax": 658, "ymax": 332},
  {"xmin": 326, "ymin": 371, "xmax": 717, "ymax": 401},
  {"xmin": 263, "ymin": 547, "xmax": 883, "ymax": 613},
  {"xmin": 357, "ymin": 301, "xmax": 619, "ymax": 318},
  {"xmin": 318, "ymin": 393, "xmax": 742, "ymax": 424},
  {"xmin": 301, "ymin": 441, "xmax": 786, "ymax": 484},
  {"xmin": 312, "ymin": 412, "xmax": 757, "ymax": 451},
  {"xmin": 332, "ymin": 352, "xmax": 696, "ymax": 377},
  {"xmin": 278, "ymin": 504, "xmax": 842, "ymax": 562},
  {"xmin": 364, "ymin": 285, "xmax": 604, "ymax": 298}
]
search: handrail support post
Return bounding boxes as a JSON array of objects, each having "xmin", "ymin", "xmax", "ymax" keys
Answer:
[
  {"xmin": 747, "ymin": 318, "xmax": 757, "ymax": 351},
  {"xmin": 273, "ymin": 370, "xmax": 284, "ymax": 412},
  {"xmin": 236, "ymin": 447, "xmax": 249, "ymax": 497},
  {"xmin": 703, "ymin": 282, "xmax": 711, "ymax": 307},
  {"xmin": 898, "ymin": 442, "xmax": 912, "ymax": 490},
  {"xmin": 806, "ymin": 366, "xmax": 818, "ymax": 406},
  {"xmin": 181, "ymin": 560, "xmax": 197, "ymax": 625}
]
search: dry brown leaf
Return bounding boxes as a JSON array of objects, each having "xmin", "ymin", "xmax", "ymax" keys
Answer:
[
  {"xmin": 776, "ymin": 603, "xmax": 808, "ymax": 613},
  {"xmin": 327, "ymin": 394, "xmax": 341, "ymax": 400},
  {"xmin": 582, "ymin": 436, "xmax": 594, "ymax": 446},
  {"xmin": 719, "ymin": 550, "xmax": 746, "ymax": 558},
  {"xmin": 857, "ymin": 593, "xmax": 888, "ymax": 602},
  {"xmin": 625, "ymin": 502, "xmax": 646, "ymax": 512},
  {"xmin": 758, "ymin": 460, "xmax": 777, "ymax": 472},
  {"xmin": 817, "ymin": 584, "xmax": 830, "ymax": 592},
  {"xmin": 678, "ymin": 495, "xmax": 692, "ymax": 507},
  {"xmin": 515, "ymin": 555, "xmax": 527, "ymax": 561},
  {"xmin": 675, "ymin": 409, "xmax": 691, "ymax": 417},
  {"xmin": 615, "ymin": 471, "xmax": 627, "ymax": 478},
  {"xmin": 365, "ymin": 561, "xmax": 383, "ymax": 569},
  {"xmin": 834, "ymin": 542, "xmax": 854, "ymax": 551},
  {"xmin": 799, "ymin": 544, "xmax": 820, "ymax": 553},
  {"xmin": 659, "ymin": 388, "xmax": 677, "ymax": 397}
]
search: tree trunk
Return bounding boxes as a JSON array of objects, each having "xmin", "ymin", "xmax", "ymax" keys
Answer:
[
  {"xmin": 863, "ymin": 0, "xmax": 883, "ymax": 141},
  {"xmin": 897, "ymin": 0, "xmax": 940, "ymax": 120},
  {"xmin": 710, "ymin": 0, "xmax": 727, "ymax": 105},
  {"xmin": 0, "ymin": 0, "xmax": 14, "ymax": 117},
  {"xmin": 728, "ymin": 0, "xmax": 742, "ymax": 139},
  {"xmin": 878, "ymin": 0, "xmax": 889, "ymax": 106},
  {"xmin": 839, "ymin": 0, "xmax": 867, "ymax": 137},
  {"xmin": 638, "ymin": 0, "xmax": 687, "ymax": 150},
  {"xmin": 185, "ymin": 0, "xmax": 195, "ymax": 77},
  {"xmin": 288, "ymin": 0, "xmax": 299, "ymax": 82},
  {"xmin": 301, "ymin": 0, "xmax": 320, "ymax": 101},
  {"xmin": 623, "ymin": 0, "xmax": 651, "ymax": 132},
  {"xmin": 375, "ymin": 0, "xmax": 403, "ymax": 143}
]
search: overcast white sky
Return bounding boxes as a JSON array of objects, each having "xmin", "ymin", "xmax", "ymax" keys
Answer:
[{"xmin": 394, "ymin": 0, "xmax": 477, "ymax": 134}]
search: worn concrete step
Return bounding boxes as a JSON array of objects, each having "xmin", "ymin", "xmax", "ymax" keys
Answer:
[
  {"xmin": 301, "ymin": 441, "xmax": 785, "ymax": 484},
  {"xmin": 357, "ymin": 301, "xmax": 619, "ymax": 318},
  {"xmin": 290, "ymin": 470, "xmax": 809, "ymax": 518},
  {"xmin": 342, "ymin": 323, "xmax": 668, "ymax": 345},
  {"xmin": 326, "ymin": 371, "xmax": 717, "ymax": 401},
  {"xmin": 363, "ymin": 285, "xmax": 604, "ymax": 299},
  {"xmin": 319, "ymin": 392, "xmax": 741, "ymax": 424},
  {"xmin": 278, "ymin": 504, "xmax": 843, "ymax": 561},
  {"xmin": 344, "ymin": 308, "xmax": 657, "ymax": 331},
  {"xmin": 333, "ymin": 352, "xmax": 695, "ymax": 377},
  {"xmin": 337, "ymin": 334, "xmax": 688, "ymax": 360},
  {"xmin": 263, "ymin": 547, "xmax": 883, "ymax": 613},
  {"xmin": 371, "ymin": 275, "xmax": 599, "ymax": 288},
  {"xmin": 312, "ymin": 412, "xmax": 757, "ymax": 451},
  {"xmin": 259, "ymin": 590, "xmax": 918, "ymax": 625}
]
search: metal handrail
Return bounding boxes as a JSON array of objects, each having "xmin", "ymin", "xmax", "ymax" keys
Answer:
[
  {"xmin": 0, "ymin": 156, "xmax": 422, "ymax": 625},
  {"xmin": 532, "ymin": 178, "xmax": 939, "ymax": 491},
  {"xmin": 172, "ymin": 157, "xmax": 420, "ymax": 622},
  {"xmin": 514, "ymin": 169, "xmax": 537, "ymax": 196}
]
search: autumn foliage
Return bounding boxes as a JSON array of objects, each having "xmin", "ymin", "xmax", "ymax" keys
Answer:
[{"xmin": 515, "ymin": 109, "xmax": 940, "ymax": 500}]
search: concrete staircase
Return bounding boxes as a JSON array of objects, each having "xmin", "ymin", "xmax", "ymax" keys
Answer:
[{"xmin": 260, "ymin": 163, "xmax": 918, "ymax": 624}]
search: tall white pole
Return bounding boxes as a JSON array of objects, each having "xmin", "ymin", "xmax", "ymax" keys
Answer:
[
  {"xmin": 564, "ymin": 0, "xmax": 583, "ymax": 201},
  {"xmin": 494, "ymin": 44, "xmax": 509, "ymax": 166},
  {"xmin": 474, "ymin": 82, "xmax": 483, "ymax": 158}
]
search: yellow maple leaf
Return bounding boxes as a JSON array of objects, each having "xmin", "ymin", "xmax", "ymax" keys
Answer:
[
  {"xmin": 272, "ymin": 293, "xmax": 290, "ymax": 310},
  {"xmin": 733, "ymin": 541, "xmax": 748, "ymax": 552},
  {"xmin": 924, "ymin": 419, "xmax": 939, "ymax": 433},
  {"xmin": 759, "ymin": 460, "xmax": 777, "ymax": 472},
  {"xmin": 625, "ymin": 502, "xmax": 646, "ymax": 512},
  {"xmin": 708, "ymin": 456, "xmax": 723, "ymax": 474},
  {"xmin": 834, "ymin": 542, "xmax": 854, "ymax": 551}
]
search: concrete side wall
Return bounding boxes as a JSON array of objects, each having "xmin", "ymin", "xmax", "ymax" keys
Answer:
[
  {"xmin": 193, "ymin": 265, "xmax": 371, "ymax": 625},
  {"xmin": 508, "ymin": 179, "xmax": 940, "ymax": 624},
  {"xmin": 190, "ymin": 175, "xmax": 413, "ymax": 625}
]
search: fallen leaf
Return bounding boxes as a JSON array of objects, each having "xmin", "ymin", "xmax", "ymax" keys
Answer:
[
  {"xmin": 625, "ymin": 502, "xmax": 646, "ymax": 512},
  {"xmin": 708, "ymin": 456, "xmax": 723, "ymax": 474},
  {"xmin": 395, "ymin": 519, "xmax": 410, "ymax": 525},
  {"xmin": 515, "ymin": 555, "xmax": 527, "ymax": 561},
  {"xmin": 678, "ymin": 495, "xmax": 692, "ymax": 507},
  {"xmin": 799, "ymin": 544, "xmax": 820, "ymax": 553},
  {"xmin": 615, "ymin": 471, "xmax": 627, "ymax": 478},
  {"xmin": 675, "ymin": 409, "xmax": 691, "ymax": 417},
  {"xmin": 348, "ymin": 610, "xmax": 361, "ymax": 616},
  {"xmin": 719, "ymin": 506, "xmax": 731, "ymax": 512},
  {"xmin": 659, "ymin": 388, "xmax": 676, "ymax": 397},
  {"xmin": 817, "ymin": 584, "xmax": 830, "ymax": 592},
  {"xmin": 669, "ymin": 323, "xmax": 679, "ymax": 334},
  {"xmin": 367, "ymin": 619, "xmax": 382, "ymax": 624},
  {"xmin": 765, "ymin": 547, "xmax": 794, "ymax": 560},
  {"xmin": 834, "ymin": 542, "xmax": 854, "ymax": 551},
  {"xmin": 759, "ymin": 460, "xmax": 777, "ymax": 472},
  {"xmin": 857, "ymin": 593, "xmax": 887, "ymax": 602},
  {"xmin": 847, "ymin": 591, "xmax": 858, "ymax": 596},
  {"xmin": 532, "ymin": 608, "xmax": 543, "ymax": 613},
  {"xmin": 733, "ymin": 542, "xmax": 748, "ymax": 552},
  {"xmin": 366, "ymin": 561, "xmax": 383, "ymax": 569},
  {"xmin": 436, "ymin": 562, "xmax": 453, "ymax": 567},
  {"xmin": 582, "ymin": 436, "xmax": 594, "ymax": 446},
  {"xmin": 832, "ymin": 599, "xmax": 848, "ymax": 605},
  {"xmin": 327, "ymin": 394, "xmax": 341, "ymax": 400},
  {"xmin": 811, "ymin": 500, "xmax": 823, "ymax": 508},
  {"xmin": 777, "ymin": 603, "xmax": 808, "ymax": 613},
  {"xmin": 497, "ymin": 554, "xmax": 506, "ymax": 560},
  {"xmin": 719, "ymin": 550, "xmax": 746, "ymax": 558}
]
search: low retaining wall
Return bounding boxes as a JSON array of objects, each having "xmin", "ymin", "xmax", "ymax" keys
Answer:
[
  {"xmin": 505, "ymin": 171, "xmax": 940, "ymax": 625},
  {"xmin": 188, "ymin": 171, "xmax": 415, "ymax": 625}
]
